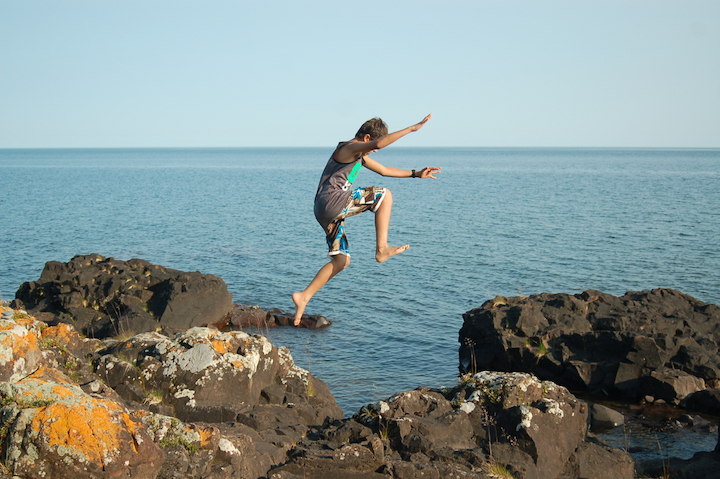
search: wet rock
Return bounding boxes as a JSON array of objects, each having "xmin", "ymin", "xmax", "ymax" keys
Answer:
[
  {"xmin": 217, "ymin": 305, "xmax": 332, "ymax": 331},
  {"xmin": 590, "ymin": 403, "xmax": 625, "ymax": 429},
  {"xmin": 267, "ymin": 308, "xmax": 332, "ymax": 329}
]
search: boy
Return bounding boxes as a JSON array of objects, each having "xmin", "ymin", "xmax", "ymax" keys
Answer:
[{"xmin": 292, "ymin": 113, "xmax": 441, "ymax": 326}]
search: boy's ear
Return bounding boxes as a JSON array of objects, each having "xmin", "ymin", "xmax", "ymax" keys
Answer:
[{"xmin": 363, "ymin": 134, "xmax": 372, "ymax": 143}]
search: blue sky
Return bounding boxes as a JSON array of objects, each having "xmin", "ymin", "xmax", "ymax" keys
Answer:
[{"xmin": 1, "ymin": 1, "xmax": 718, "ymax": 148}]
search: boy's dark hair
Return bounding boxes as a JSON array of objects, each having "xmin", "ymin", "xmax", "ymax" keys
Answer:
[{"xmin": 355, "ymin": 118, "xmax": 388, "ymax": 140}]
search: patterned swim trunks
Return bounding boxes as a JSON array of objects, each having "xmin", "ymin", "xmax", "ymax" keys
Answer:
[{"xmin": 325, "ymin": 186, "xmax": 386, "ymax": 257}]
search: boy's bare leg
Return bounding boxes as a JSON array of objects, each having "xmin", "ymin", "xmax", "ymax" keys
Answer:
[
  {"xmin": 374, "ymin": 189, "xmax": 409, "ymax": 263},
  {"xmin": 292, "ymin": 254, "xmax": 350, "ymax": 326}
]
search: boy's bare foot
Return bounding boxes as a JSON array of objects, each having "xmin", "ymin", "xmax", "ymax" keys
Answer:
[
  {"xmin": 376, "ymin": 244, "xmax": 409, "ymax": 263},
  {"xmin": 292, "ymin": 292, "xmax": 307, "ymax": 326}
]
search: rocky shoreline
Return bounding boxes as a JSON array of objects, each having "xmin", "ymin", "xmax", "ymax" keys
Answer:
[{"xmin": 1, "ymin": 255, "xmax": 719, "ymax": 478}]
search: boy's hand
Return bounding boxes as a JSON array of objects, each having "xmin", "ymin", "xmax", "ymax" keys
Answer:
[
  {"xmin": 410, "ymin": 113, "xmax": 432, "ymax": 132},
  {"xmin": 419, "ymin": 166, "xmax": 442, "ymax": 179}
]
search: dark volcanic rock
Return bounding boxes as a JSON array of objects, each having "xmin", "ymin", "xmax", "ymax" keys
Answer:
[
  {"xmin": 0, "ymin": 303, "xmax": 642, "ymax": 479},
  {"xmin": 218, "ymin": 305, "xmax": 332, "ymax": 330},
  {"xmin": 459, "ymin": 289, "xmax": 720, "ymax": 406},
  {"xmin": 13, "ymin": 254, "xmax": 234, "ymax": 338},
  {"xmin": 272, "ymin": 372, "xmax": 635, "ymax": 479}
]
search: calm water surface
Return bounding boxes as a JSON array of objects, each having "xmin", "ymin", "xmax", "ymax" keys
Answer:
[{"xmin": 1, "ymin": 147, "xmax": 718, "ymax": 458}]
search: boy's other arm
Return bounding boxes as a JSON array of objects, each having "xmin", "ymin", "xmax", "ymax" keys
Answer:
[
  {"xmin": 334, "ymin": 114, "xmax": 432, "ymax": 162},
  {"xmin": 363, "ymin": 157, "xmax": 442, "ymax": 179}
]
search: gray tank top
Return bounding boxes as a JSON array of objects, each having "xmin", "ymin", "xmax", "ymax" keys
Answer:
[{"xmin": 314, "ymin": 142, "xmax": 365, "ymax": 229}]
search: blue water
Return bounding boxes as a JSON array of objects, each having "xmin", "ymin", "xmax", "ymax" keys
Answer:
[{"xmin": 1, "ymin": 148, "xmax": 719, "ymax": 437}]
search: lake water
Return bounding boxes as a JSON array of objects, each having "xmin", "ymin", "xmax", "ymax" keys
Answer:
[{"xmin": 1, "ymin": 147, "xmax": 719, "ymax": 459}]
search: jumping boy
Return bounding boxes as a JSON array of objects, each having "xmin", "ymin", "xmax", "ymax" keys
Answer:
[{"xmin": 292, "ymin": 113, "xmax": 441, "ymax": 326}]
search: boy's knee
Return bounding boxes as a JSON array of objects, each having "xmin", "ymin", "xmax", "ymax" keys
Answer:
[{"xmin": 380, "ymin": 188, "xmax": 393, "ymax": 206}]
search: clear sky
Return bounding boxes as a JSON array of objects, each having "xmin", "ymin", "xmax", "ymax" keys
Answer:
[{"xmin": 1, "ymin": 1, "xmax": 718, "ymax": 148}]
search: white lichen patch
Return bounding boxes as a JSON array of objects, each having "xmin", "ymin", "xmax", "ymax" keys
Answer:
[
  {"xmin": 517, "ymin": 405, "xmax": 534, "ymax": 431},
  {"xmin": 474, "ymin": 371, "xmax": 539, "ymax": 393},
  {"xmin": 459, "ymin": 401, "xmax": 476, "ymax": 414},
  {"xmin": 175, "ymin": 343, "xmax": 219, "ymax": 374},
  {"xmin": 139, "ymin": 412, "xmax": 202, "ymax": 444},
  {"xmin": 219, "ymin": 438, "xmax": 240, "ymax": 456},
  {"xmin": 540, "ymin": 398, "xmax": 565, "ymax": 418},
  {"xmin": 374, "ymin": 401, "xmax": 390, "ymax": 414},
  {"xmin": 173, "ymin": 388, "xmax": 197, "ymax": 407}
]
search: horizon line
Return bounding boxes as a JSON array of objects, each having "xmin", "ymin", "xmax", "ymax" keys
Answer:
[{"xmin": 2, "ymin": 146, "xmax": 719, "ymax": 151}]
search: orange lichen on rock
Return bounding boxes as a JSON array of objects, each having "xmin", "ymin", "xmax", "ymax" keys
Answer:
[
  {"xmin": 211, "ymin": 338, "xmax": 231, "ymax": 354},
  {"xmin": 10, "ymin": 367, "xmax": 86, "ymax": 402},
  {"xmin": 41, "ymin": 323, "xmax": 79, "ymax": 346},
  {"xmin": 26, "ymin": 366, "xmax": 76, "ymax": 386},
  {"xmin": 0, "ymin": 319, "xmax": 43, "ymax": 382},
  {"xmin": 194, "ymin": 424, "xmax": 218, "ymax": 447},
  {"xmin": 30, "ymin": 398, "xmax": 141, "ymax": 464}
]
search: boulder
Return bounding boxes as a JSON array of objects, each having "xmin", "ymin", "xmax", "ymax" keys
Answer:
[
  {"xmin": 639, "ymin": 369, "xmax": 706, "ymax": 405},
  {"xmin": 589, "ymin": 403, "xmax": 625, "ymax": 430},
  {"xmin": 0, "ymin": 366, "xmax": 164, "ymax": 478},
  {"xmin": 346, "ymin": 372, "xmax": 633, "ymax": 479},
  {"xmin": 682, "ymin": 389, "xmax": 720, "ymax": 416},
  {"xmin": 13, "ymin": 255, "xmax": 234, "ymax": 338},
  {"xmin": 92, "ymin": 326, "xmax": 343, "ymax": 424},
  {"xmin": 459, "ymin": 289, "xmax": 720, "ymax": 406},
  {"xmin": 0, "ymin": 314, "xmax": 44, "ymax": 383}
]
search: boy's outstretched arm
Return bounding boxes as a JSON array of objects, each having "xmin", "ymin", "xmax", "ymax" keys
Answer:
[
  {"xmin": 363, "ymin": 158, "xmax": 442, "ymax": 179},
  {"xmin": 335, "ymin": 114, "xmax": 432, "ymax": 162}
]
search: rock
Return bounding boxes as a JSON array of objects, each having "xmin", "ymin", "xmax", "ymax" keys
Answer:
[
  {"xmin": 459, "ymin": 289, "xmax": 720, "ymax": 405},
  {"xmin": 0, "ymin": 308, "xmax": 342, "ymax": 478},
  {"xmin": 639, "ymin": 447, "xmax": 720, "ymax": 479},
  {"xmin": 349, "ymin": 372, "xmax": 632, "ymax": 479},
  {"xmin": 13, "ymin": 254, "xmax": 234, "ymax": 338},
  {"xmin": 590, "ymin": 403, "xmax": 625, "ymax": 429},
  {"xmin": 92, "ymin": 326, "xmax": 343, "ymax": 424},
  {"xmin": 0, "ymin": 302, "xmax": 638, "ymax": 479},
  {"xmin": 0, "ymin": 314, "xmax": 44, "ymax": 383},
  {"xmin": 0, "ymin": 366, "xmax": 164, "ymax": 478},
  {"xmin": 268, "ymin": 308, "xmax": 332, "ymax": 329},
  {"xmin": 226, "ymin": 305, "xmax": 332, "ymax": 330},
  {"xmin": 564, "ymin": 438, "xmax": 636, "ymax": 479},
  {"xmin": 682, "ymin": 389, "xmax": 720, "ymax": 416},
  {"xmin": 640, "ymin": 369, "xmax": 706, "ymax": 405}
]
